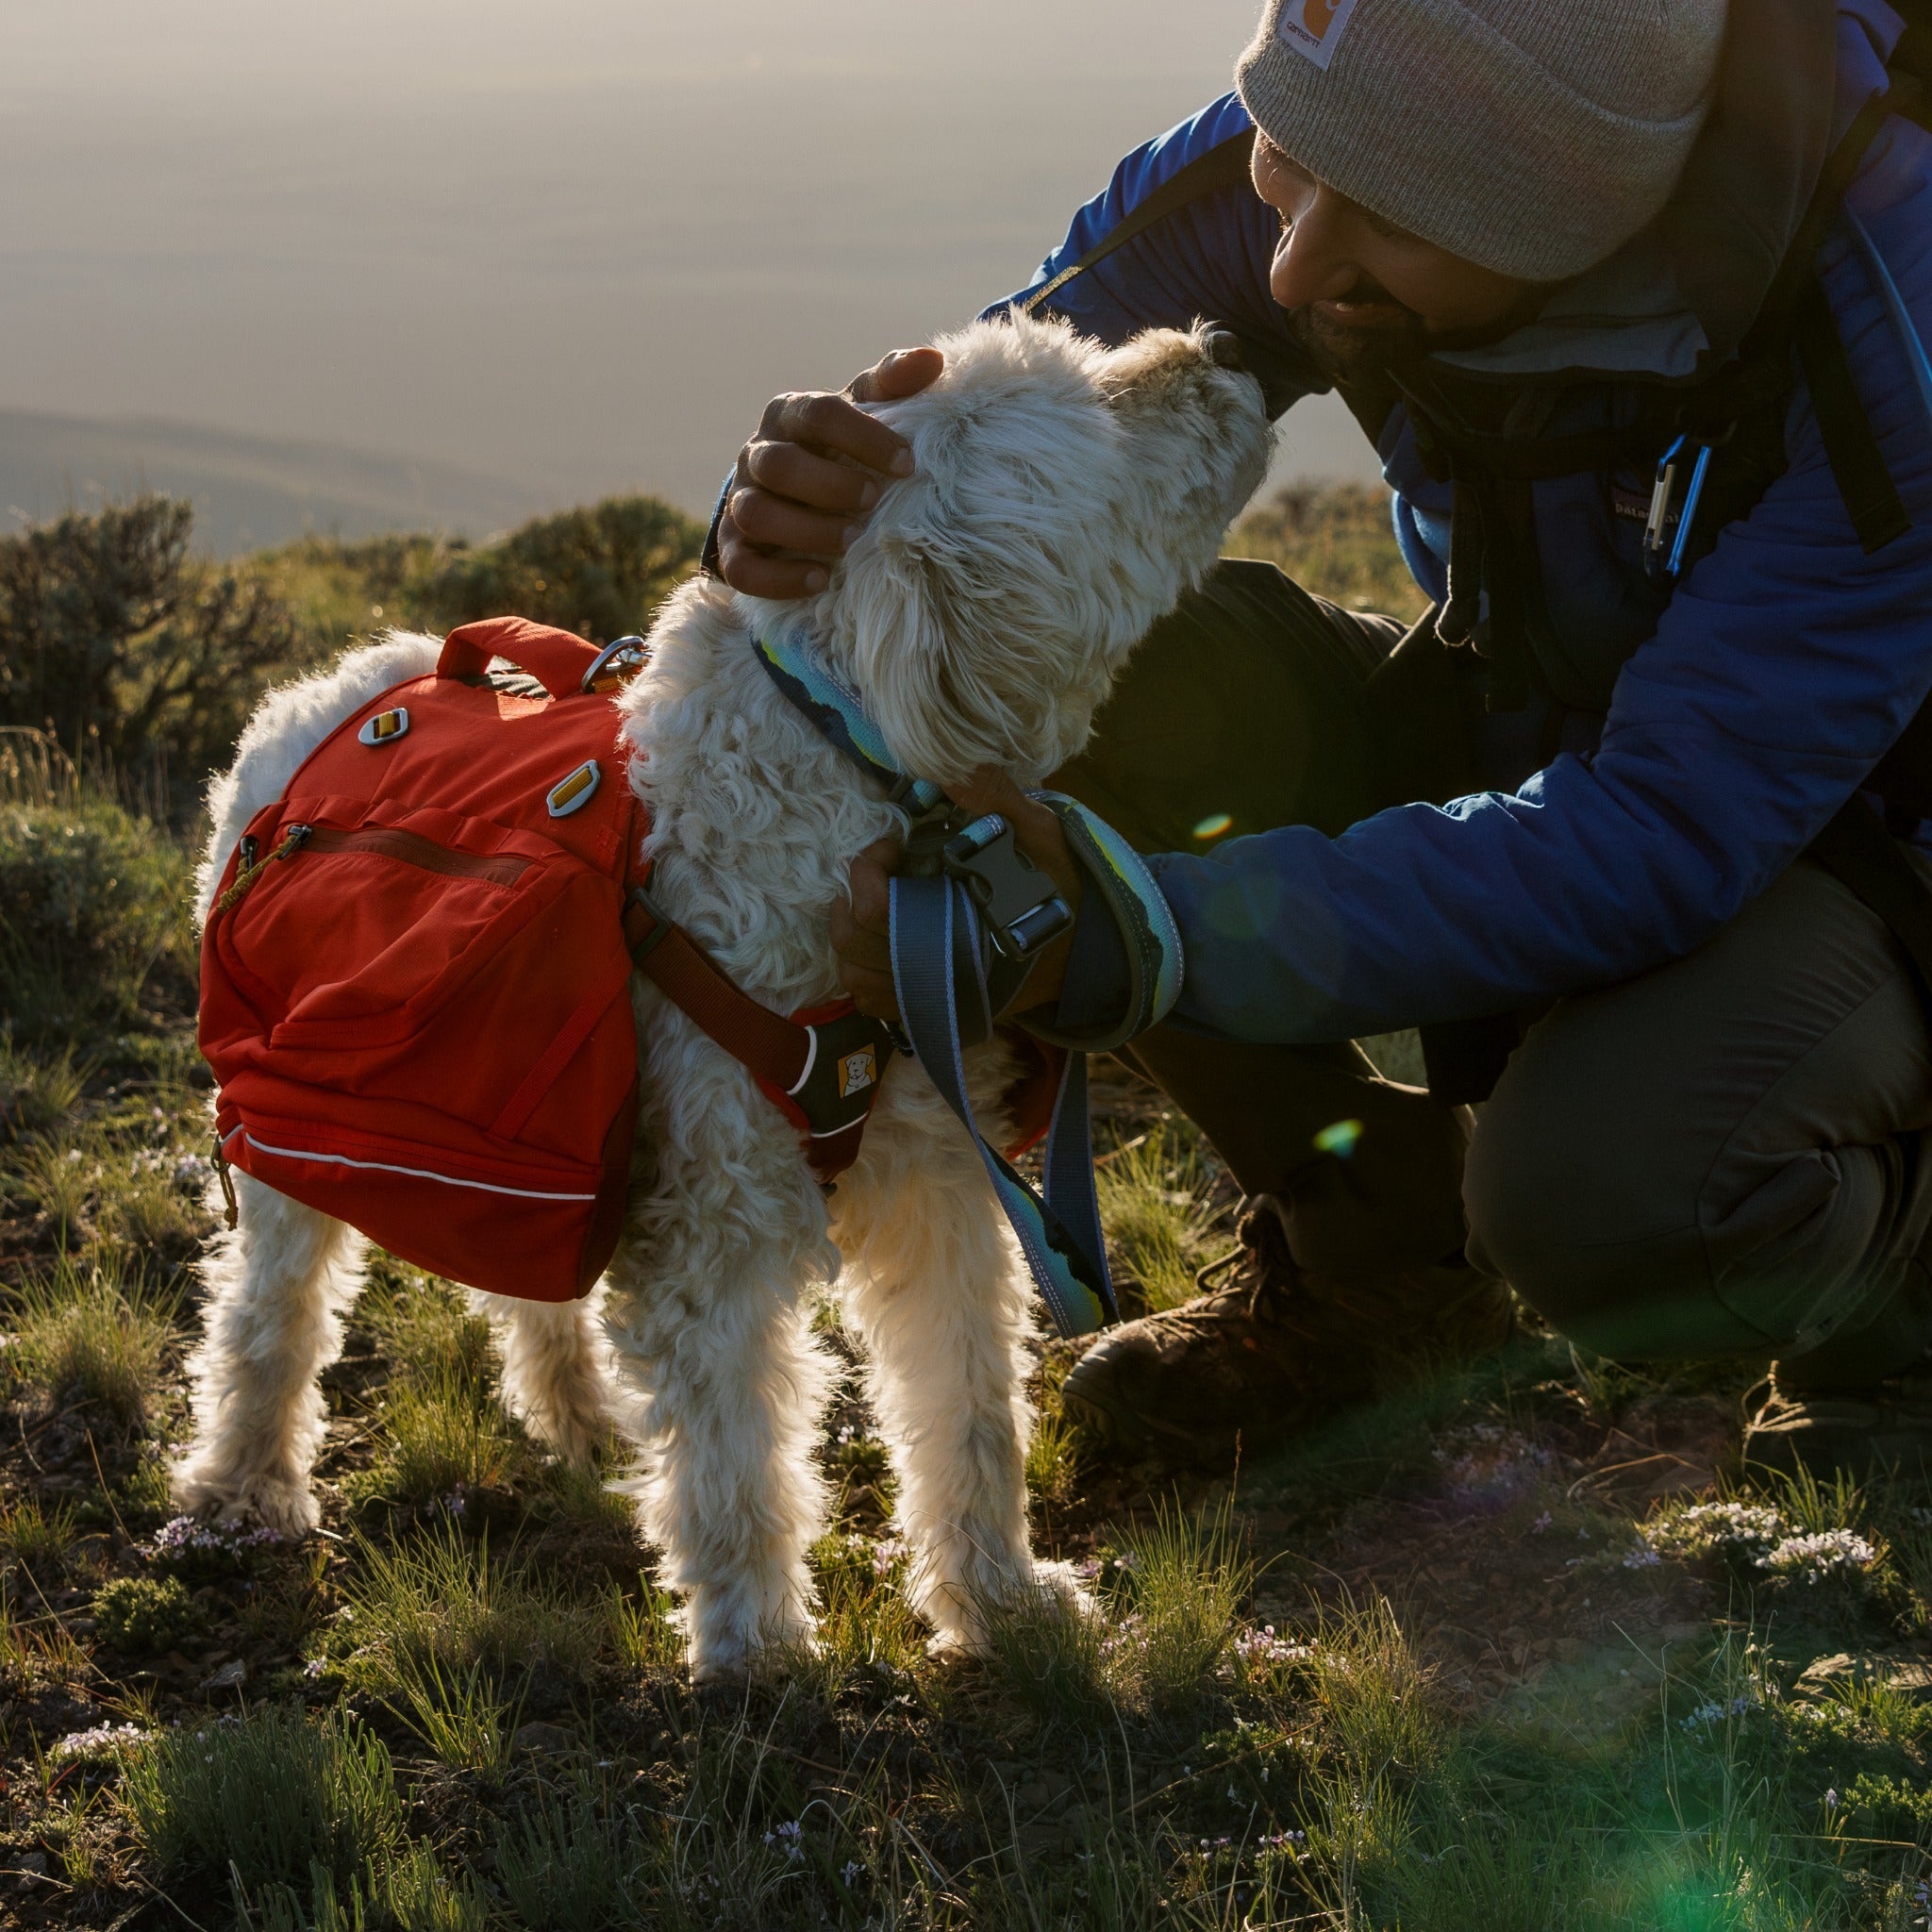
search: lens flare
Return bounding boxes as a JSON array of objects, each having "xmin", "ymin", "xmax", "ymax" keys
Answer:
[
  {"xmin": 1313, "ymin": 1118, "xmax": 1363, "ymax": 1159},
  {"xmin": 1191, "ymin": 812, "xmax": 1235, "ymax": 842}
]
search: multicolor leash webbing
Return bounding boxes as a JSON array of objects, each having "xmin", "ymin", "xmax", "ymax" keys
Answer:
[
  {"xmin": 752, "ymin": 624, "xmax": 1183, "ymax": 1339},
  {"xmin": 890, "ymin": 793, "xmax": 1182, "ymax": 1339}
]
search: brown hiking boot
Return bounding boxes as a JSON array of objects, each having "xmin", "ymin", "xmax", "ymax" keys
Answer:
[
  {"xmin": 1742, "ymin": 1366, "xmax": 1932, "ymax": 1483},
  {"xmin": 1060, "ymin": 1200, "xmax": 1514, "ymax": 1464}
]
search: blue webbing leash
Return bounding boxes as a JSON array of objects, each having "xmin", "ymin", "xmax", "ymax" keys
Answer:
[
  {"xmin": 888, "ymin": 791, "xmax": 1183, "ymax": 1339},
  {"xmin": 890, "ymin": 868, "xmax": 1116, "ymax": 1335},
  {"xmin": 752, "ymin": 625, "xmax": 1183, "ymax": 1339}
]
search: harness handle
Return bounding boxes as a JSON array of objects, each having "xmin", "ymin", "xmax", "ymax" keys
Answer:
[{"xmin": 438, "ymin": 617, "xmax": 604, "ymax": 699}]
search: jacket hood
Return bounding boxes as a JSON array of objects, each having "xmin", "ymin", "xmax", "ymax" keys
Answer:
[{"xmin": 1429, "ymin": 0, "xmax": 1891, "ymax": 385}]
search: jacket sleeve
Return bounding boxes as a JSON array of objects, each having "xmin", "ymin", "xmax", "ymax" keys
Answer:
[
  {"xmin": 1111, "ymin": 117, "xmax": 1932, "ymax": 1045},
  {"xmin": 983, "ymin": 92, "xmax": 1326, "ymax": 411}
]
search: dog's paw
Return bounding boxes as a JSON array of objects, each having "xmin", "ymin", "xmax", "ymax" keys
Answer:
[
  {"xmin": 919, "ymin": 1561, "xmax": 1096, "ymax": 1663},
  {"xmin": 683, "ymin": 1599, "xmax": 814, "ymax": 1685},
  {"xmin": 1028, "ymin": 1557, "xmax": 1100, "ymax": 1624},
  {"xmin": 169, "ymin": 1457, "xmax": 321, "ymax": 1537}
]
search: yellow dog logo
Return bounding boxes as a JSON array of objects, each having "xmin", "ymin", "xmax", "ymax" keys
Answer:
[{"xmin": 837, "ymin": 1047, "xmax": 877, "ymax": 1098}]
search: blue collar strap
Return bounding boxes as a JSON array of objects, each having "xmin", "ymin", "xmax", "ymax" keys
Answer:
[{"xmin": 751, "ymin": 628, "xmax": 946, "ymax": 818}]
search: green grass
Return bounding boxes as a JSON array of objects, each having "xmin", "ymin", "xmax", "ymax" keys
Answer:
[
  {"xmin": 8, "ymin": 487, "xmax": 1932, "ymax": 1929},
  {"xmin": 124, "ymin": 1706, "xmax": 405, "ymax": 1917},
  {"xmin": 92, "ymin": 1574, "xmax": 203, "ymax": 1654},
  {"xmin": 332, "ymin": 1523, "xmax": 608, "ymax": 1691},
  {"xmin": 5, "ymin": 1251, "xmax": 172, "ymax": 1426},
  {"xmin": 1096, "ymin": 1119, "xmax": 1230, "ymax": 1313},
  {"xmin": 0, "ymin": 788, "xmax": 195, "ymax": 1051}
]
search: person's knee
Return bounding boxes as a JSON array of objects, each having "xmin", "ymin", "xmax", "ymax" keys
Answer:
[{"xmin": 1464, "ymin": 1044, "xmax": 1697, "ymax": 1354}]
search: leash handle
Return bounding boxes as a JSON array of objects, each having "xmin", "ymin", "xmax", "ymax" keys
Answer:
[{"xmin": 890, "ymin": 873, "xmax": 1117, "ymax": 1338}]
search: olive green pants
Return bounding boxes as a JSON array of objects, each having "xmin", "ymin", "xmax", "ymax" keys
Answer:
[{"xmin": 1058, "ymin": 559, "xmax": 1932, "ymax": 1387}]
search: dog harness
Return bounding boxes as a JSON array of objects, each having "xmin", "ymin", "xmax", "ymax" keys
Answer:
[
  {"xmin": 752, "ymin": 625, "xmax": 1185, "ymax": 1337},
  {"xmin": 198, "ymin": 617, "xmax": 902, "ymax": 1303}
]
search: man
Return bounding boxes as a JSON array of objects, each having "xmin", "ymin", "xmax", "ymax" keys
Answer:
[{"xmin": 715, "ymin": 0, "xmax": 1932, "ymax": 1479}]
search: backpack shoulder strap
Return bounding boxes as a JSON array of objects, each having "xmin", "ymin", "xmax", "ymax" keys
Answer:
[
  {"xmin": 1793, "ymin": 269, "xmax": 1913, "ymax": 551},
  {"xmin": 1018, "ymin": 130, "xmax": 1257, "ymax": 317}
]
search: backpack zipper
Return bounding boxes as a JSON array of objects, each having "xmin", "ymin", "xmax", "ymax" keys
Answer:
[
  {"xmin": 213, "ymin": 822, "xmax": 531, "ymax": 921},
  {"xmin": 300, "ymin": 826, "xmax": 531, "ymax": 889},
  {"xmin": 211, "ymin": 822, "xmax": 313, "ymax": 918}
]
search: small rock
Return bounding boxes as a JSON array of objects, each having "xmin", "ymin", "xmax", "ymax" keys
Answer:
[
  {"xmin": 1794, "ymin": 1651, "xmax": 1932, "ymax": 1699},
  {"xmin": 17, "ymin": 1853, "xmax": 47, "ymax": 1876},
  {"xmin": 203, "ymin": 1659, "xmax": 248, "ymax": 1691},
  {"xmin": 512, "ymin": 1721, "xmax": 575, "ymax": 1755}
]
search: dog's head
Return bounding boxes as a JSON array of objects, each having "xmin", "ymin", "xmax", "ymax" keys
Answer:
[{"xmin": 763, "ymin": 313, "xmax": 1270, "ymax": 789}]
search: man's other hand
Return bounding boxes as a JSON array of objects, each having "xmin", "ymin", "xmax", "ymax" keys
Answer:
[
  {"xmin": 718, "ymin": 347, "xmax": 945, "ymax": 599},
  {"xmin": 831, "ymin": 771, "xmax": 1084, "ymax": 1024}
]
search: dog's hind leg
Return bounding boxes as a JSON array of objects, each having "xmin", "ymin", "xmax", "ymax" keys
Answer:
[
  {"xmin": 834, "ymin": 1074, "xmax": 1046, "ymax": 1658},
  {"xmin": 172, "ymin": 1173, "xmax": 366, "ymax": 1534},
  {"xmin": 469, "ymin": 1290, "xmax": 613, "ymax": 1469}
]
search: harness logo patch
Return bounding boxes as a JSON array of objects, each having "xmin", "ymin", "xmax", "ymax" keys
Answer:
[
  {"xmin": 1276, "ymin": 0, "xmax": 1360, "ymax": 70},
  {"xmin": 837, "ymin": 1047, "xmax": 877, "ymax": 1098}
]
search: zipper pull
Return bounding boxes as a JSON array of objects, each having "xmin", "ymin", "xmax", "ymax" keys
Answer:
[
  {"xmin": 211, "ymin": 822, "xmax": 314, "ymax": 919},
  {"xmin": 211, "ymin": 1137, "xmax": 239, "ymax": 1229}
]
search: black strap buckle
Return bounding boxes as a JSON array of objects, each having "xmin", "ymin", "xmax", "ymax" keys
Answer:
[{"xmin": 941, "ymin": 814, "xmax": 1072, "ymax": 960}]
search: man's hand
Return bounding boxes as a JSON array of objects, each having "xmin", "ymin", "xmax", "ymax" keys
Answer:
[
  {"xmin": 718, "ymin": 346, "xmax": 945, "ymax": 599},
  {"xmin": 831, "ymin": 770, "xmax": 1085, "ymax": 1024}
]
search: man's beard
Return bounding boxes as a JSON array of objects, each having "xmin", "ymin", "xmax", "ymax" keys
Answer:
[{"xmin": 1282, "ymin": 298, "xmax": 1432, "ymax": 383}]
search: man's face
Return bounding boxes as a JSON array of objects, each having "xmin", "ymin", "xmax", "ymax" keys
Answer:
[{"xmin": 1252, "ymin": 136, "xmax": 1546, "ymax": 379}]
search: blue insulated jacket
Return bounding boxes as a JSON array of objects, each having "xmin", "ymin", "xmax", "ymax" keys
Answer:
[{"xmin": 1012, "ymin": 0, "xmax": 1932, "ymax": 1045}]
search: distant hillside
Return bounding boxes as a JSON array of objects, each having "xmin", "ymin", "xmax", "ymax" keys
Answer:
[{"xmin": 0, "ymin": 409, "xmax": 547, "ymax": 558}]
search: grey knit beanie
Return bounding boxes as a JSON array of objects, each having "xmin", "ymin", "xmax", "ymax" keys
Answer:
[{"xmin": 1236, "ymin": 0, "xmax": 1729, "ymax": 282}]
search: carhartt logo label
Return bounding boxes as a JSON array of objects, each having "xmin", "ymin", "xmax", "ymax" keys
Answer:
[
  {"xmin": 837, "ymin": 1047, "xmax": 876, "ymax": 1098},
  {"xmin": 1276, "ymin": 0, "xmax": 1360, "ymax": 70}
]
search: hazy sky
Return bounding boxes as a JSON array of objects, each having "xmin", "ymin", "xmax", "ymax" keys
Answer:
[{"xmin": 0, "ymin": 1, "xmax": 1377, "ymax": 517}]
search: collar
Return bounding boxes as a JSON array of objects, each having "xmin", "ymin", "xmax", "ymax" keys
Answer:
[{"xmin": 750, "ymin": 626, "xmax": 947, "ymax": 817}]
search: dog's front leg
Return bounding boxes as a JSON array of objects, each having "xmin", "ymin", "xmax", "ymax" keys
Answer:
[
  {"xmin": 601, "ymin": 1027, "xmax": 839, "ymax": 1682},
  {"xmin": 834, "ymin": 1069, "xmax": 1046, "ymax": 1658},
  {"xmin": 468, "ymin": 1290, "xmax": 613, "ymax": 1469},
  {"xmin": 172, "ymin": 1172, "xmax": 367, "ymax": 1534}
]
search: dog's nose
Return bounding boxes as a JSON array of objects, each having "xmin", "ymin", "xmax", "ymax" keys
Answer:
[{"xmin": 1204, "ymin": 329, "xmax": 1246, "ymax": 372}]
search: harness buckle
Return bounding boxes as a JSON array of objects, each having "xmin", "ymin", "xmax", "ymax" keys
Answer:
[{"xmin": 941, "ymin": 814, "xmax": 1073, "ymax": 961}]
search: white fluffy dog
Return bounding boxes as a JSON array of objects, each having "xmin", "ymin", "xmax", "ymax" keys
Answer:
[{"xmin": 173, "ymin": 314, "xmax": 1270, "ymax": 1679}]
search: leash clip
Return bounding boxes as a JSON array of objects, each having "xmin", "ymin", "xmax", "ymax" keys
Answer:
[
  {"xmin": 941, "ymin": 814, "xmax": 1072, "ymax": 961},
  {"xmin": 1643, "ymin": 434, "xmax": 1716, "ymax": 584}
]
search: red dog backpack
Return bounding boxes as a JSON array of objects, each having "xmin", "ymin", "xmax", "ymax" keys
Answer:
[
  {"xmin": 199, "ymin": 619, "xmax": 651, "ymax": 1303},
  {"xmin": 199, "ymin": 614, "xmax": 1061, "ymax": 1304}
]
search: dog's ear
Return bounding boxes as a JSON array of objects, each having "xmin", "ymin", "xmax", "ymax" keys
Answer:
[{"xmin": 841, "ymin": 521, "xmax": 1052, "ymax": 788}]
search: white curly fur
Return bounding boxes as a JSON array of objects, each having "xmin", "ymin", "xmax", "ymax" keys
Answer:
[{"xmin": 171, "ymin": 314, "xmax": 1270, "ymax": 1679}]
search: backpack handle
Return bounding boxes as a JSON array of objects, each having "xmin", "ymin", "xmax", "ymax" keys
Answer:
[{"xmin": 437, "ymin": 617, "xmax": 602, "ymax": 699}]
